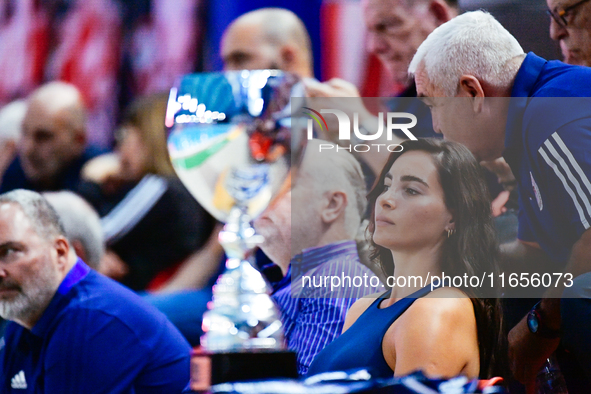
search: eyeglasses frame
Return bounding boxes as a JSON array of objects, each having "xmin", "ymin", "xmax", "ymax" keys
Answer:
[{"xmin": 547, "ymin": 0, "xmax": 591, "ymax": 27}]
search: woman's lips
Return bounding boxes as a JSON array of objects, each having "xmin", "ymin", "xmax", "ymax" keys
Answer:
[{"xmin": 375, "ymin": 216, "xmax": 394, "ymax": 225}]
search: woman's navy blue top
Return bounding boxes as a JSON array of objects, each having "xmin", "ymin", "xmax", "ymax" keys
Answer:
[{"xmin": 307, "ymin": 285, "xmax": 434, "ymax": 378}]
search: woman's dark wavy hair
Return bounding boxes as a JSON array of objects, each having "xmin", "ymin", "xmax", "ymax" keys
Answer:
[{"xmin": 366, "ymin": 138, "xmax": 508, "ymax": 380}]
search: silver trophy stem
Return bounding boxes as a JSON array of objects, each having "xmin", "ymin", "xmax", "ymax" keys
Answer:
[
  {"xmin": 201, "ymin": 205, "xmax": 285, "ymax": 352},
  {"xmin": 218, "ymin": 206, "xmax": 264, "ymax": 262}
]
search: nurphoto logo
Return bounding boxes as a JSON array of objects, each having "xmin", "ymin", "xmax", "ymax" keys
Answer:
[{"xmin": 303, "ymin": 107, "xmax": 418, "ymax": 153}]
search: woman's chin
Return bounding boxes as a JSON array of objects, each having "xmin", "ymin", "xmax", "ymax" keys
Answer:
[{"xmin": 372, "ymin": 235, "xmax": 397, "ymax": 250}]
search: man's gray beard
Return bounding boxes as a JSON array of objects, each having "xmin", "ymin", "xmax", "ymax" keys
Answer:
[{"xmin": 0, "ymin": 262, "xmax": 60, "ymax": 324}]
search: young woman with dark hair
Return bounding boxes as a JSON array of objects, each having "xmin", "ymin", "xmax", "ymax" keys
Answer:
[{"xmin": 307, "ymin": 138, "xmax": 507, "ymax": 380}]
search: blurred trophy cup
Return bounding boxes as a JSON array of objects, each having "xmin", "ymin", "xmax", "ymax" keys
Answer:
[{"xmin": 166, "ymin": 70, "xmax": 305, "ymax": 390}]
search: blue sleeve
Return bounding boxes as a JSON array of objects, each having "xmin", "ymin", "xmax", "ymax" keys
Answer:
[
  {"xmin": 43, "ymin": 308, "xmax": 190, "ymax": 394},
  {"xmin": 290, "ymin": 297, "xmax": 354, "ymax": 375},
  {"xmin": 535, "ymin": 123, "xmax": 591, "ymax": 239}
]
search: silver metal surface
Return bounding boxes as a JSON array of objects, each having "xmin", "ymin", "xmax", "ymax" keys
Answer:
[{"xmin": 167, "ymin": 70, "xmax": 304, "ymax": 352}]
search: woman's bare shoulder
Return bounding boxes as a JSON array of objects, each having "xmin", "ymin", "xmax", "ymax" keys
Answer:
[
  {"xmin": 385, "ymin": 288, "xmax": 479, "ymax": 378},
  {"xmin": 342, "ymin": 291, "xmax": 386, "ymax": 333},
  {"xmin": 387, "ymin": 287, "xmax": 477, "ymax": 357}
]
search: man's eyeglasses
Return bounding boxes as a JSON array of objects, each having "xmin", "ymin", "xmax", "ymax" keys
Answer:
[{"xmin": 547, "ymin": 0, "xmax": 591, "ymax": 27}]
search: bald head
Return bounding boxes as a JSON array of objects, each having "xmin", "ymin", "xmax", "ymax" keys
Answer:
[
  {"xmin": 221, "ymin": 8, "xmax": 313, "ymax": 78},
  {"xmin": 20, "ymin": 82, "xmax": 87, "ymax": 188},
  {"xmin": 28, "ymin": 82, "xmax": 86, "ymax": 130}
]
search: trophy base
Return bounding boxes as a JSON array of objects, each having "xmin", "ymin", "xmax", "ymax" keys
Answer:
[{"xmin": 190, "ymin": 348, "xmax": 298, "ymax": 391}]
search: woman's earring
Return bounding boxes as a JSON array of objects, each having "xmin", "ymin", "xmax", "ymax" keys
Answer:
[{"xmin": 447, "ymin": 228, "xmax": 456, "ymax": 238}]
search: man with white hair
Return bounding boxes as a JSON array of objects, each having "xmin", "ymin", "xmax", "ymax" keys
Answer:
[
  {"xmin": 409, "ymin": 10, "xmax": 591, "ymax": 389},
  {"xmin": 0, "ymin": 189, "xmax": 190, "ymax": 393},
  {"xmin": 254, "ymin": 139, "xmax": 381, "ymax": 375},
  {"xmin": 1, "ymin": 82, "xmax": 102, "ymax": 193}
]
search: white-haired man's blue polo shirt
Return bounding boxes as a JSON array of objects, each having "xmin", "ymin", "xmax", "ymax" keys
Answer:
[{"xmin": 504, "ymin": 52, "xmax": 591, "ymax": 266}]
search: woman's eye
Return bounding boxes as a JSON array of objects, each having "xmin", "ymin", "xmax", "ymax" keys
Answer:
[
  {"xmin": 382, "ymin": 185, "xmax": 390, "ymax": 192},
  {"xmin": 405, "ymin": 188, "xmax": 419, "ymax": 195}
]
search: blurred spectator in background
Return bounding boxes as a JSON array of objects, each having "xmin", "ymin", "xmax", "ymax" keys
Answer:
[
  {"xmin": 45, "ymin": 0, "xmax": 121, "ymax": 149},
  {"xmin": 547, "ymin": 0, "xmax": 591, "ymax": 66},
  {"xmin": 0, "ymin": 0, "xmax": 204, "ymax": 149},
  {"xmin": 79, "ymin": 93, "xmax": 220, "ymax": 346},
  {"xmin": 254, "ymin": 139, "xmax": 381, "ymax": 375},
  {"xmin": 43, "ymin": 191, "xmax": 104, "ymax": 271},
  {"xmin": 0, "ymin": 82, "xmax": 103, "ymax": 194},
  {"xmin": 0, "ymin": 100, "xmax": 26, "ymax": 189},
  {"xmin": 221, "ymin": 8, "xmax": 313, "ymax": 78},
  {"xmin": 79, "ymin": 93, "xmax": 217, "ymax": 292},
  {"xmin": 361, "ymin": 0, "xmax": 459, "ymax": 94}
]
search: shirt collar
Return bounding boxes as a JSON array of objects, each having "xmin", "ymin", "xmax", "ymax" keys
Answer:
[
  {"xmin": 31, "ymin": 258, "xmax": 90, "ymax": 337},
  {"xmin": 270, "ymin": 240, "xmax": 359, "ymax": 294},
  {"xmin": 271, "ymin": 265, "xmax": 292, "ymax": 294},
  {"xmin": 510, "ymin": 52, "xmax": 546, "ymax": 98},
  {"xmin": 503, "ymin": 52, "xmax": 547, "ymax": 171}
]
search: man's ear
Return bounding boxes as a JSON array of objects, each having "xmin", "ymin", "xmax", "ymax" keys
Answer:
[
  {"xmin": 280, "ymin": 44, "xmax": 297, "ymax": 70},
  {"xmin": 458, "ymin": 75, "xmax": 485, "ymax": 112},
  {"xmin": 54, "ymin": 236, "xmax": 71, "ymax": 273},
  {"xmin": 320, "ymin": 191, "xmax": 347, "ymax": 224},
  {"xmin": 429, "ymin": 0, "xmax": 454, "ymax": 25}
]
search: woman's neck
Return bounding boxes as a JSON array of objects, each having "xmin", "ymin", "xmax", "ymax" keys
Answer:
[{"xmin": 387, "ymin": 243, "xmax": 444, "ymax": 301}]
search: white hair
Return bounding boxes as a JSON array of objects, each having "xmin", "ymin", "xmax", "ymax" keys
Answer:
[
  {"xmin": 302, "ymin": 139, "xmax": 367, "ymax": 237},
  {"xmin": 0, "ymin": 100, "xmax": 27, "ymax": 141},
  {"xmin": 408, "ymin": 11, "xmax": 524, "ymax": 96},
  {"xmin": 43, "ymin": 191, "xmax": 104, "ymax": 270}
]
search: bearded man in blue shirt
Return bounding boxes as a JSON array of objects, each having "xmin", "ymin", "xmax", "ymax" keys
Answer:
[
  {"xmin": 409, "ymin": 10, "xmax": 591, "ymax": 392},
  {"xmin": 0, "ymin": 189, "xmax": 190, "ymax": 393}
]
